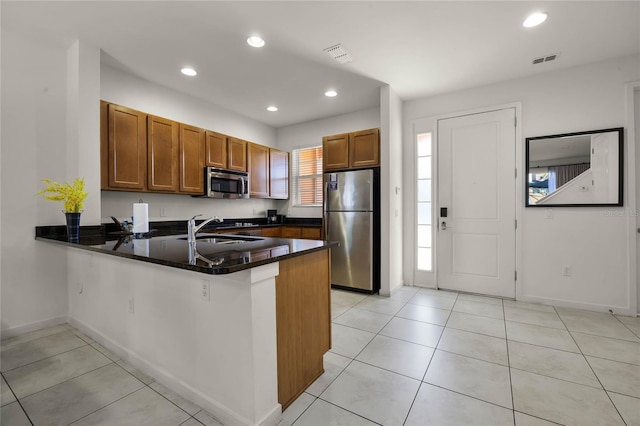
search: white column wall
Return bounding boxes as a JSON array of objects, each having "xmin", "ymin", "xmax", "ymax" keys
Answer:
[
  {"xmin": 380, "ymin": 86, "xmax": 404, "ymax": 295},
  {"xmin": 66, "ymin": 40, "xmax": 101, "ymax": 225},
  {"xmin": 1, "ymin": 28, "xmax": 71, "ymax": 335}
]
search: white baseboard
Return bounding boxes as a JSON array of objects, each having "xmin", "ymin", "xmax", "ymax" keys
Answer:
[
  {"xmin": 68, "ymin": 316, "xmax": 280, "ymax": 426},
  {"xmin": 1, "ymin": 315, "xmax": 68, "ymax": 340},
  {"xmin": 517, "ymin": 295, "xmax": 636, "ymax": 316}
]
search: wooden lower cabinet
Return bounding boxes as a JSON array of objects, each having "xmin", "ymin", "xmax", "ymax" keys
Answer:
[
  {"xmin": 301, "ymin": 227, "xmax": 322, "ymax": 239},
  {"xmin": 261, "ymin": 227, "xmax": 282, "ymax": 238},
  {"xmin": 281, "ymin": 226, "xmax": 302, "ymax": 238},
  {"xmin": 275, "ymin": 250, "xmax": 331, "ymax": 409}
]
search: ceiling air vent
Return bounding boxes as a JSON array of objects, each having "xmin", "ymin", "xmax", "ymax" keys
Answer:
[
  {"xmin": 532, "ymin": 53, "xmax": 559, "ymax": 65},
  {"xmin": 324, "ymin": 44, "xmax": 353, "ymax": 64}
]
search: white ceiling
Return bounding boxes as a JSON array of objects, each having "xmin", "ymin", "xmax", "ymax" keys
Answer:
[{"xmin": 3, "ymin": 1, "xmax": 639, "ymax": 128}]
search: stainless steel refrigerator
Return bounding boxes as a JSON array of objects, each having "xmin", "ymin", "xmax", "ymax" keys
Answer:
[{"xmin": 324, "ymin": 168, "xmax": 380, "ymax": 293}]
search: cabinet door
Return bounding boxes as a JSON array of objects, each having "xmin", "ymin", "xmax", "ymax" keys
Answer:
[
  {"xmin": 349, "ymin": 128, "xmax": 380, "ymax": 168},
  {"xmin": 227, "ymin": 137, "xmax": 247, "ymax": 172},
  {"xmin": 301, "ymin": 227, "xmax": 322, "ymax": 240},
  {"xmin": 179, "ymin": 124, "xmax": 205, "ymax": 194},
  {"xmin": 269, "ymin": 148, "xmax": 289, "ymax": 199},
  {"xmin": 205, "ymin": 131, "xmax": 227, "ymax": 169},
  {"xmin": 106, "ymin": 103, "xmax": 147, "ymax": 190},
  {"xmin": 322, "ymin": 133, "xmax": 349, "ymax": 171},
  {"xmin": 248, "ymin": 143, "xmax": 270, "ymax": 198},
  {"xmin": 147, "ymin": 115, "xmax": 179, "ymax": 192},
  {"xmin": 261, "ymin": 227, "xmax": 282, "ymax": 238},
  {"xmin": 281, "ymin": 227, "xmax": 302, "ymax": 238}
]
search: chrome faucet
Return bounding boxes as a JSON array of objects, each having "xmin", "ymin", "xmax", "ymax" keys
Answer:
[{"xmin": 188, "ymin": 214, "xmax": 223, "ymax": 243}]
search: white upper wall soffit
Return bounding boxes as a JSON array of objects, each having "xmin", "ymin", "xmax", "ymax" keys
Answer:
[{"xmin": 3, "ymin": 1, "xmax": 639, "ymax": 128}]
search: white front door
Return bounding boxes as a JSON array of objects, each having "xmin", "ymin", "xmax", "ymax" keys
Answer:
[{"xmin": 437, "ymin": 108, "xmax": 516, "ymax": 298}]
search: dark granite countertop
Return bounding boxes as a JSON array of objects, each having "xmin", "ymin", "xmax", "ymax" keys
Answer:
[{"xmin": 35, "ymin": 217, "xmax": 333, "ymax": 275}]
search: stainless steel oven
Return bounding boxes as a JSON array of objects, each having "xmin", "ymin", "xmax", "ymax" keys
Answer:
[{"xmin": 204, "ymin": 167, "xmax": 249, "ymax": 199}]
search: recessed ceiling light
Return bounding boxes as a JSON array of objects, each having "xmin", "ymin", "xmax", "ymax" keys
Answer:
[
  {"xmin": 266, "ymin": 106, "xmax": 278, "ymax": 112},
  {"xmin": 247, "ymin": 36, "xmax": 265, "ymax": 48},
  {"xmin": 180, "ymin": 67, "xmax": 197, "ymax": 77},
  {"xmin": 325, "ymin": 90, "xmax": 338, "ymax": 97},
  {"xmin": 523, "ymin": 12, "xmax": 548, "ymax": 28}
]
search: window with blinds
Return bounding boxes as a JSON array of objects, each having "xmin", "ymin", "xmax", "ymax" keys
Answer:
[{"xmin": 292, "ymin": 146, "xmax": 323, "ymax": 206}]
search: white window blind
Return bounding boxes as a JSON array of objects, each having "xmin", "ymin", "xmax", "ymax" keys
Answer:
[{"xmin": 292, "ymin": 146, "xmax": 323, "ymax": 206}]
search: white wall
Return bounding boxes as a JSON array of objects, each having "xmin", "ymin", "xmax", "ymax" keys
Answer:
[
  {"xmin": 404, "ymin": 55, "xmax": 640, "ymax": 314},
  {"xmin": 1, "ymin": 28, "xmax": 72, "ymax": 334},
  {"xmin": 101, "ymin": 65, "xmax": 279, "ymax": 222},
  {"xmin": 380, "ymin": 86, "xmax": 404, "ymax": 295},
  {"xmin": 275, "ymin": 107, "xmax": 380, "ymax": 218}
]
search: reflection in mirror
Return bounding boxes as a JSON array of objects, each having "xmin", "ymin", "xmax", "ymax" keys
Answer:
[{"xmin": 525, "ymin": 128, "xmax": 623, "ymax": 207}]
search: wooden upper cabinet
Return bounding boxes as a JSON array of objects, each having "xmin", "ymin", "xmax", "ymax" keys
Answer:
[
  {"xmin": 103, "ymin": 103, "xmax": 147, "ymax": 190},
  {"xmin": 322, "ymin": 128, "xmax": 380, "ymax": 171},
  {"xmin": 205, "ymin": 131, "xmax": 227, "ymax": 169},
  {"xmin": 227, "ymin": 137, "xmax": 247, "ymax": 172},
  {"xmin": 269, "ymin": 148, "xmax": 289, "ymax": 199},
  {"xmin": 179, "ymin": 124, "xmax": 205, "ymax": 194},
  {"xmin": 147, "ymin": 115, "xmax": 179, "ymax": 192},
  {"xmin": 349, "ymin": 128, "xmax": 379, "ymax": 168},
  {"xmin": 248, "ymin": 142, "xmax": 269, "ymax": 198},
  {"xmin": 322, "ymin": 133, "xmax": 349, "ymax": 171}
]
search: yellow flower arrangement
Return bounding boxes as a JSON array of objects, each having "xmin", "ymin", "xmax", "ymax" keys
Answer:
[{"xmin": 37, "ymin": 178, "xmax": 88, "ymax": 213}]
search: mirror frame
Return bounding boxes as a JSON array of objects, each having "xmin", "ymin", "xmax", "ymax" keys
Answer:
[{"xmin": 525, "ymin": 127, "xmax": 624, "ymax": 207}]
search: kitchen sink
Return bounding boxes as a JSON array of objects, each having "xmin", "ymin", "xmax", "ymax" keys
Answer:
[{"xmin": 177, "ymin": 234, "xmax": 263, "ymax": 244}]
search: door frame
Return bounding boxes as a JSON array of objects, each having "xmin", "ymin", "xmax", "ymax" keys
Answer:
[
  {"xmin": 409, "ymin": 102, "xmax": 522, "ymax": 294},
  {"xmin": 624, "ymin": 81, "xmax": 639, "ymax": 315}
]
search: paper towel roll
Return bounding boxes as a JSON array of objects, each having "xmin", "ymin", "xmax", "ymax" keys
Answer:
[{"xmin": 133, "ymin": 203, "xmax": 149, "ymax": 234}]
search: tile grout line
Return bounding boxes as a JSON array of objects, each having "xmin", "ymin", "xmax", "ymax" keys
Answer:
[
  {"xmin": 147, "ymin": 381, "xmax": 205, "ymax": 421},
  {"xmin": 65, "ymin": 386, "xmax": 150, "ymax": 426},
  {"xmin": 553, "ymin": 305, "xmax": 627, "ymax": 425},
  {"xmin": 316, "ymin": 289, "xmax": 421, "ymax": 425},
  {"xmin": 1, "ymin": 371, "xmax": 35, "ymax": 426},
  {"xmin": 502, "ymin": 300, "xmax": 517, "ymax": 426},
  {"xmin": 400, "ymin": 292, "xmax": 459, "ymax": 426},
  {"xmin": 1, "ymin": 338, "xmax": 91, "ymax": 374}
]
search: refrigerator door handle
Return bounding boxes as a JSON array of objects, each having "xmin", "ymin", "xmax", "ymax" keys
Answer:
[
  {"xmin": 324, "ymin": 212, "xmax": 329, "ymax": 240},
  {"xmin": 323, "ymin": 180, "xmax": 329, "ymax": 240}
]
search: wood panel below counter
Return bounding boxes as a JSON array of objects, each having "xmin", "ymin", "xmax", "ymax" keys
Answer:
[{"xmin": 275, "ymin": 249, "xmax": 331, "ymax": 409}]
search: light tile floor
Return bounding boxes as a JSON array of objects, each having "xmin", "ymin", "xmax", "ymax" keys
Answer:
[{"xmin": 2, "ymin": 287, "xmax": 639, "ymax": 425}]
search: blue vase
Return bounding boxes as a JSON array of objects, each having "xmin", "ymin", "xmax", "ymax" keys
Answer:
[{"xmin": 65, "ymin": 212, "xmax": 81, "ymax": 243}]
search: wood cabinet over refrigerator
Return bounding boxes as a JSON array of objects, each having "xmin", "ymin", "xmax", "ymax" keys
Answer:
[{"xmin": 322, "ymin": 128, "xmax": 379, "ymax": 171}]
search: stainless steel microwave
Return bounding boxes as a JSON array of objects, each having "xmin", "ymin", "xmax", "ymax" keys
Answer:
[{"xmin": 204, "ymin": 167, "xmax": 249, "ymax": 199}]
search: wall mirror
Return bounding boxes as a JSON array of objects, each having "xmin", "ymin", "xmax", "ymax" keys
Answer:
[{"xmin": 525, "ymin": 127, "xmax": 623, "ymax": 207}]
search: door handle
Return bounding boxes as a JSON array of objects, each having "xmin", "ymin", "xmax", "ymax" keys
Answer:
[{"xmin": 440, "ymin": 221, "xmax": 448, "ymax": 231}]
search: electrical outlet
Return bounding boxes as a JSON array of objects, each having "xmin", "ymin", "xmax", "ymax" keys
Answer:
[
  {"xmin": 160, "ymin": 208, "xmax": 167, "ymax": 217},
  {"xmin": 128, "ymin": 298, "xmax": 135, "ymax": 314},
  {"xmin": 201, "ymin": 280, "xmax": 210, "ymax": 301},
  {"xmin": 545, "ymin": 209, "xmax": 553, "ymax": 219},
  {"xmin": 562, "ymin": 266, "xmax": 572, "ymax": 277}
]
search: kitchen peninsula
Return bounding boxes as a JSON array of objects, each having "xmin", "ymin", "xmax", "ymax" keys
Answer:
[{"xmin": 36, "ymin": 227, "xmax": 335, "ymax": 426}]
